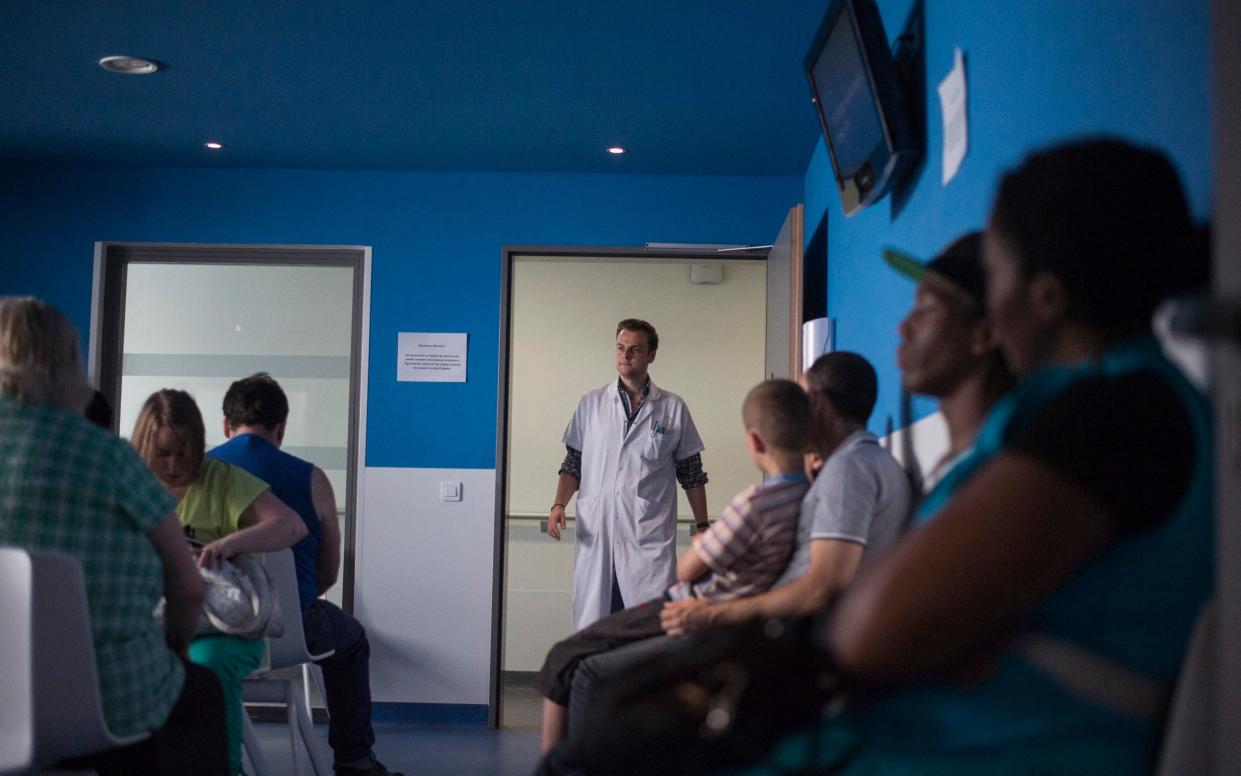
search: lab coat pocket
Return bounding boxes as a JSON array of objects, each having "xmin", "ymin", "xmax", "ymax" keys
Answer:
[
  {"xmin": 574, "ymin": 494, "xmax": 597, "ymax": 539},
  {"xmin": 633, "ymin": 494, "xmax": 674, "ymax": 547},
  {"xmin": 641, "ymin": 427, "xmax": 673, "ymax": 463}
]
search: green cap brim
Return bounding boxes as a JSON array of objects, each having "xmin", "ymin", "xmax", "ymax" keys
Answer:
[{"xmin": 882, "ymin": 247, "xmax": 926, "ymax": 282}]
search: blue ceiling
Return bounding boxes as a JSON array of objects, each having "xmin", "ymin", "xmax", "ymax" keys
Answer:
[{"xmin": 1, "ymin": 1, "xmax": 827, "ymax": 176}]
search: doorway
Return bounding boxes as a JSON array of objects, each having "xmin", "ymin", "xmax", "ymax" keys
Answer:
[
  {"xmin": 492, "ymin": 246, "xmax": 773, "ymax": 727},
  {"xmin": 89, "ymin": 243, "xmax": 369, "ymax": 615}
]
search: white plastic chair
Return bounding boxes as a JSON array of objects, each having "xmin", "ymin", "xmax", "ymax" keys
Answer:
[
  {"xmin": 1155, "ymin": 599, "xmax": 1217, "ymax": 775},
  {"xmin": 241, "ymin": 549, "xmax": 335, "ymax": 776},
  {"xmin": 0, "ymin": 546, "xmax": 148, "ymax": 774}
]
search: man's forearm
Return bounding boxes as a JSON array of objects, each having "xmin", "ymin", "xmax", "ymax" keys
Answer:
[
  {"xmin": 554, "ymin": 472, "xmax": 579, "ymax": 507},
  {"xmin": 707, "ymin": 576, "xmax": 827, "ymax": 625},
  {"xmin": 309, "ymin": 467, "xmax": 341, "ymax": 596},
  {"xmin": 702, "ymin": 540, "xmax": 860, "ymax": 626},
  {"xmin": 316, "ymin": 544, "xmax": 340, "ymax": 595},
  {"xmin": 685, "ymin": 486, "xmax": 708, "ymax": 528}
]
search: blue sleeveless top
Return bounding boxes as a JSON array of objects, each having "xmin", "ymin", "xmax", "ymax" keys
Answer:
[
  {"xmin": 210, "ymin": 434, "xmax": 323, "ymax": 611},
  {"xmin": 840, "ymin": 336, "xmax": 1215, "ymax": 774}
]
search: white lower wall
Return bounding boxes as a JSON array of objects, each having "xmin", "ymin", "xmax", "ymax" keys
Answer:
[
  {"xmin": 351, "ymin": 415, "xmax": 952, "ymax": 694},
  {"xmin": 881, "ymin": 410, "xmax": 950, "ymax": 489},
  {"xmin": 354, "ymin": 466, "xmax": 496, "ymax": 705}
]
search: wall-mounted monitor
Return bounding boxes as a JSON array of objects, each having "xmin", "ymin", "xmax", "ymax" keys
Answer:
[{"xmin": 805, "ymin": 0, "xmax": 917, "ymax": 216}]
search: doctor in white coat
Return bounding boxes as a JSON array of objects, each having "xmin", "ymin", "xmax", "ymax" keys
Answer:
[{"xmin": 548, "ymin": 319, "xmax": 710, "ymax": 631}]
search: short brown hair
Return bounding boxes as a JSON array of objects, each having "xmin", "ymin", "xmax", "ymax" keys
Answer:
[
  {"xmin": 223, "ymin": 372, "xmax": 288, "ymax": 431},
  {"xmin": 132, "ymin": 389, "xmax": 206, "ymax": 483},
  {"xmin": 742, "ymin": 379, "xmax": 812, "ymax": 453},
  {"xmin": 616, "ymin": 318, "xmax": 658, "ymax": 351}
]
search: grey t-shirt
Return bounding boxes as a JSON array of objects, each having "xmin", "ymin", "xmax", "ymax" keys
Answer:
[{"xmin": 773, "ymin": 429, "xmax": 913, "ymax": 587}]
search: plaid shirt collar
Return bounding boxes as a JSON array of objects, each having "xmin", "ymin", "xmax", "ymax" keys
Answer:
[{"xmin": 617, "ymin": 377, "xmax": 652, "ymax": 435}]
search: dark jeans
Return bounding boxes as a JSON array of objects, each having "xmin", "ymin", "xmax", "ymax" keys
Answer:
[
  {"xmin": 63, "ymin": 661, "xmax": 228, "ymax": 775},
  {"xmin": 303, "ymin": 599, "xmax": 377, "ymax": 766}
]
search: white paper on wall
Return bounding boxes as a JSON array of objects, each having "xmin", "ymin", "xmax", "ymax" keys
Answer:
[
  {"xmin": 802, "ymin": 317, "xmax": 835, "ymax": 371},
  {"xmin": 938, "ymin": 47, "xmax": 969, "ymax": 186},
  {"xmin": 397, "ymin": 332, "xmax": 468, "ymax": 382}
]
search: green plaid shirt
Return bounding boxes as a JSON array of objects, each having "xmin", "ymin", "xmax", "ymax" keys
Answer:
[{"xmin": 0, "ymin": 398, "xmax": 184, "ymax": 736}]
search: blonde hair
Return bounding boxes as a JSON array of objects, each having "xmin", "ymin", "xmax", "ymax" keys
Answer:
[
  {"xmin": 0, "ymin": 296, "xmax": 91, "ymax": 411},
  {"xmin": 132, "ymin": 389, "xmax": 206, "ymax": 483}
]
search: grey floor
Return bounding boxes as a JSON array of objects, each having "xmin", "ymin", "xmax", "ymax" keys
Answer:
[
  {"xmin": 247, "ymin": 721, "xmax": 542, "ymax": 776},
  {"xmin": 499, "ymin": 673, "xmax": 542, "ymax": 730},
  {"xmin": 246, "ymin": 673, "xmax": 544, "ymax": 775}
]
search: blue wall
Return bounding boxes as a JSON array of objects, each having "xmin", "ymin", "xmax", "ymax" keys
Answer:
[
  {"xmin": 804, "ymin": 0, "xmax": 1212, "ymax": 434},
  {"xmin": 0, "ymin": 166, "xmax": 799, "ymax": 467},
  {"xmin": 1, "ymin": 0, "xmax": 1212, "ymax": 455}
]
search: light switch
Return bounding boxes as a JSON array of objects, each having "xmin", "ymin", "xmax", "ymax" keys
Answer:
[{"xmin": 440, "ymin": 481, "xmax": 462, "ymax": 502}]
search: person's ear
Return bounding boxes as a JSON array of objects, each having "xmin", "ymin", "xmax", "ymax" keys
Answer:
[
  {"xmin": 647, "ymin": 348, "xmax": 657, "ymax": 365},
  {"xmin": 223, "ymin": 419, "xmax": 233, "ymax": 439},
  {"xmin": 970, "ymin": 318, "xmax": 998, "ymax": 357},
  {"xmin": 1029, "ymin": 272, "xmax": 1068, "ymax": 323},
  {"xmin": 745, "ymin": 428, "xmax": 766, "ymax": 455},
  {"xmin": 275, "ymin": 422, "xmax": 286, "ymax": 445}
]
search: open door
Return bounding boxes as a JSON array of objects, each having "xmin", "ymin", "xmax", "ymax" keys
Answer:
[{"xmin": 765, "ymin": 204, "xmax": 805, "ymax": 379}]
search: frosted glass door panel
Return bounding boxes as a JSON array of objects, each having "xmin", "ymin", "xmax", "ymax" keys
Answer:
[{"xmin": 120, "ymin": 262, "xmax": 354, "ymax": 607}]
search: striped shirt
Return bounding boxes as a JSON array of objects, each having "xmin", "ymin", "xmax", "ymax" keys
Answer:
[
  {"xmin": 0, "ymin": 398, "xmax": 183, "ymax": 736},
  {"xmin": 666, "ymin": 474, "xmax": 808, "ymax": 603}
]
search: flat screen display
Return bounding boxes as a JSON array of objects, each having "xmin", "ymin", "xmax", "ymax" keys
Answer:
[{"xmin": 811, "ymin": 10, "xmax": 885, "ymax": 178}]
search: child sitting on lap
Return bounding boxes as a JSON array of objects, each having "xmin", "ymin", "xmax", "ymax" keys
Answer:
[{"xmin": 537, "ymin": 379, "xmax": 813, "ymax": 751}]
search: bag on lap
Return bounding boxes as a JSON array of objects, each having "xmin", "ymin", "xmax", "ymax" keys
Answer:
[
  {"xmin": 566, "ymin": 614, "xmax": 843, "ymax": 775},
  {"xmin": 156, "ymin": 555, "xmax": 284, "ymax": 639}
]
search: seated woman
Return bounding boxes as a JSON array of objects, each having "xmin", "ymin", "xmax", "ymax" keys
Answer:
[
  {"xmin": 132, "ymin": 388, "xmax": 308, "ymax": 776},
  {"xmin": 760, "ymin": 138, "xmax": 1213, "ymax": 774},
  {"xmin": 0, "ymin": 297, "xmax": 226, "ymax": 775}
]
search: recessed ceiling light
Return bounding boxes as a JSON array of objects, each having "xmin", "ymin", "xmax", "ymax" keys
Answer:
[
  {"xmin": 98, "ymin": 55, "xmax": 159, "ymax": 75},
  {"xmin": 204, "ymin": 141, "xmax": 224, "ymax": 150},
  {"xmin": 607, "ymin": 146, "xmax": 626, "ymax": 155}
]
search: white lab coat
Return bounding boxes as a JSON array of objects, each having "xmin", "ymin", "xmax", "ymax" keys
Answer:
[{"xmin": 563, "ymin": 379, "xmax": 705, "ymax": 631}]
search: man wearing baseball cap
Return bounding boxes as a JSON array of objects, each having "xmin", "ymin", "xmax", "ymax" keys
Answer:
[{"xmin": 884, "ymin": 231, "xmax": 1012, "ymax": 502}]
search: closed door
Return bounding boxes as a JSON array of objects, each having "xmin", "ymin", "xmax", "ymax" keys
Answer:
[{"xmin": 95, "ymin": 245, "xmax": 364, "ymax": 613}]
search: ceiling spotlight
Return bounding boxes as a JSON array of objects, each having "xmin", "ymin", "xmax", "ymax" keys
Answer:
[
  {"xmin": 204, "ymin": 141, "xmax": 224, "ymax": 150},
  {"xmin": 607, "ymin": 146, "xmax": 626, "ymax": 155},
  {"xmin": 98, "ymin": 56, "xmax": 159, "ymax": 75}
]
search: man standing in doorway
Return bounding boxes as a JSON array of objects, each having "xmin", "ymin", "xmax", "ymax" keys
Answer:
[
  {"xmin": 210, "ymin": 374, "xmax": 402, "ymax": 776},
  {"xmin": 548, "ymin": 319, "xmax": 710, "ymax": 632}
]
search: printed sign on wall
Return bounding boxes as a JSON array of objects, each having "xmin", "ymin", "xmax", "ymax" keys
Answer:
[{"xmin": 397, "ymin": 332, "xmax": 468, "ymax": 382}]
